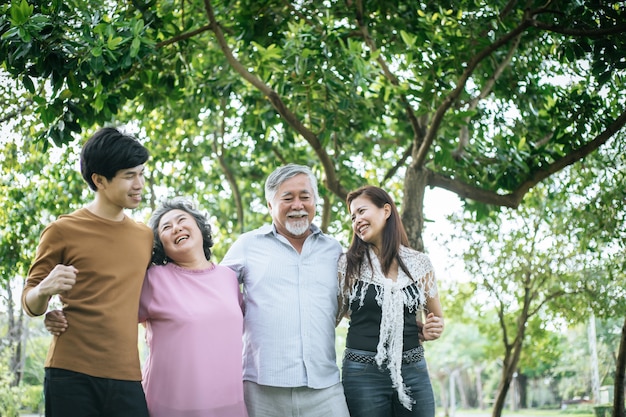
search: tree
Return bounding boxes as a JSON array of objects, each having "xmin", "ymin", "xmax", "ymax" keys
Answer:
[
  {"xmin": 1, "ymin": 0, "xmax": 625, "ymax": 251},
  {"xmin": 564, "ymin": 138, "xmax": 626, "ymax": 417},
  {"xmin": 444, "ymin": 156, "xmax": 625, "ymax": 417},
  {"xmin": 0, "ymin": 138, "xmax": 85, "ymax": 386},
  {"xmin": 427, "ymin": 318, "xmax": 492, "ymax": 413},
  {"xmin": 616, "ymin": 318, "xmax": 626, "ymax": 417}
]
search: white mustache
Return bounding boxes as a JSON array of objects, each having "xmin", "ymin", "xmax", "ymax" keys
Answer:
[{"xmin": 287, "ymin": 211, "xmax": 309, "ymax": 218}]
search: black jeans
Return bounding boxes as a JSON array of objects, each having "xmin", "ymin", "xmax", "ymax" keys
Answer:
[{"xmin": 44, "ymin": 368, "xmax": 149, "ymax": 417}]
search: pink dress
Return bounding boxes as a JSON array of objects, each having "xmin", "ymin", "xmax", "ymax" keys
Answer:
[{"xmin": 139, "ymin": 263, "xmax": 248, "ymax": 417}]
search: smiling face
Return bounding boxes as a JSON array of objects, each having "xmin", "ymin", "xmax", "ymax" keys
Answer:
[
  {"xmin": 156, "ymin": 209, "xmax": 204, "ymax": 263},
  {"xmin": 349, "ymin": 194, "xmax": 391, "ymax": 250},
  {"xmin": 93, "ymin": 164, "xmax": 145, "ymax": 210},
  {"xmin": 268, "ymin": 173, "xmax": 316, "ymax": 238}
]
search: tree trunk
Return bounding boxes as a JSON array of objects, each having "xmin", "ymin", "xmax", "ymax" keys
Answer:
[
  {"xmin": 456, "ymin": 369, "xmax": 469, "ymax": 408},
  {"xmin": 435, "ymin": 373, "xmax": 450, "ymax": 417},
  {"xmin": 510, "ymin": 372, "xmax": 519, "ymax": 412},
  {"xmin": 476, "ymin": 364, "xmax": 485, "ymax": 409},
  {"xmin": 450, "ymin": 370, "xmax": 457, "ymax": 417},
  {"xmin": 401, "ymin": 166, "xmax": 428, "ymax": 251},
  {"xmin": 492, "ymin": 364, "xmax": 514, "ymax": 417},
  {"xmin": 12, "ymin": 317, "xmax": 24, "ymax": 386},
  {"xmin": 613, "ymin": 316, "xmax": 626, "ymax": 417},
  {"xmin": 321, "ymin": 194, "xmax": 331, "ymax": 233},
  {"xmin": 492, "ymin": 336, "xmax": 525, "ymax": 417},
  {"xmin": 5, "ymin": 282, "xmax": 23, "ymax": 386},
  {"xmin": 518, "ymin": 372, "xmax": 527, "ymax": 408},
  {"xmin": 589, "ymin": 312, "xmax": 601, "ymax": 404}
]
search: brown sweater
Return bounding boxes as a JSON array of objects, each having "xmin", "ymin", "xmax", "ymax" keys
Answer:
[{"xmin": 22, "ymin": 208, "xmax": 153, "ymax": 381}]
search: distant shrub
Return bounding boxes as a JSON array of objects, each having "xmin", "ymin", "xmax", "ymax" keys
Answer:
[
  {"xmin": 0, "ymin": 350, "xmax": 22, "ymax": 417},
  {"xmin": 22, "ymin": 384, "xmax": 44, "ymax": 414}
]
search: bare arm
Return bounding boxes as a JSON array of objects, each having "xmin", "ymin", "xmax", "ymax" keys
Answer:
[
  {"xmin": 24, "ymin": 264, "xmax": 77, "ymax": 316},
  {"xmin": 421, "ymin": 295, "xmax": 444, "ymax": 341}
]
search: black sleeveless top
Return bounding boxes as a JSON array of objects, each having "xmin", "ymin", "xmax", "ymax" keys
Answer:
[{"xmin": 346, "ymin": 281, "xmax": 422, "ymax": 352}]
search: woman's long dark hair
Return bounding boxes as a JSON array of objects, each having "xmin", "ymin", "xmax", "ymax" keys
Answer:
[{"xmin": 344, "ymin": 186, "xmax": 413, "ymax": 293}]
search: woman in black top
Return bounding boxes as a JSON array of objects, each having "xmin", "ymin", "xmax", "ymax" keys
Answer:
[{"xmin": 337, "ymin": 185, "xmax": 444, "ymax": 417}]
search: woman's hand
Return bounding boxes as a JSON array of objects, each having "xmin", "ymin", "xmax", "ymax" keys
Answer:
[
  {"xmin": 421, "ymin": 312, "xmax": 444, "ymax": 341},
  {"xmin": 44, "ymin": 309, "xmax": 68, "ymax": 336}
]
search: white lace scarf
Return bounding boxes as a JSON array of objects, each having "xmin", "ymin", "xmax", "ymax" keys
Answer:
[{"xmin": 338, "ymin": 246, "xmax": 438, "ymax": 410}]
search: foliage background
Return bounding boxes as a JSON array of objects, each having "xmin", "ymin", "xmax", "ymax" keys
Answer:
[{"xmin": 1, "ymin": 0, "xmax": 625, "ymax": 415}]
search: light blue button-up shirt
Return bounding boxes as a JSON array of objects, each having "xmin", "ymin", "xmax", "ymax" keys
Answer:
[{"xmin": 221, "ymin": 223, "xmax": 342, "ymax": 389}]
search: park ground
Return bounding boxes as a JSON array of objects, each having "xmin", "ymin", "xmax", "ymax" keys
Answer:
[
  {"xmin": 20, "ymin": 407, "xmax": 597, "ymax": 417},
  {"xmin": 448, "ymin": 408, "xmax": 595, "ymax": 417}
]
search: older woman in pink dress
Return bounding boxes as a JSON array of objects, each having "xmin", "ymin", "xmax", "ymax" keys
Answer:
[{"xmin": 140, "ymin": 197, "xmax": 247, "ymax": 417}]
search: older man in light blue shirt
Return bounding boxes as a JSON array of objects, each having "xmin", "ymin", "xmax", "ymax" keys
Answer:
[{"xmin": 221, "ymin": 164, "xmax": 350, "ymax": 417}]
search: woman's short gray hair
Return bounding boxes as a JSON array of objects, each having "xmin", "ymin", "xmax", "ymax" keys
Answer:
[
  {"xmin": 148, "ymin": 197, "xmax": 214, "ymax": 265},
  {"xmin": 264, "ymin": 164, "xmax": 320, "ymax": 204}
]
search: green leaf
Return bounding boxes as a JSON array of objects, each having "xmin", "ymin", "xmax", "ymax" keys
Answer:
[
  {"xmin": 107, "ymin": 35, "xmax": 123, "ymax": 51},
  {"xmin": 130, "ymin": 37, "xmax": 140, "ymax": 58},
  {"xmin": 10, "ymin": 0, "xmax": 33, "ymax": 25},
  {"xmin": 400, "ymin": 30, "xmax": 416, "ymax": 48},
  {"xmin": 17, "ymin": 26, "xmax": 31, "ymax": 42},
  {"xmin": 133, "ymin": 18, "xmax": 145, "ymax": 36},
  {"xmin": 59, "ymin": 89, "xmax": 73, "ymax": 99},
  {"xmin": 22, "ymin": 74, "xmax": 34, "ymax": 93},
  {"xmin": 93, "ymin": 94, "xmax": 105, "ymax": 111}
]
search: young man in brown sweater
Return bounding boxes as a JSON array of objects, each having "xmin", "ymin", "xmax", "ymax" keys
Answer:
[{"xmin": 22, "ymin": 127, "xmax": 154, "ymax": 417}]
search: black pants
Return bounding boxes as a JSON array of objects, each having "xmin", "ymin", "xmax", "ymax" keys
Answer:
[{"xmin": 44, "ymin": 368, "xmax": 149, "ymax": 417}]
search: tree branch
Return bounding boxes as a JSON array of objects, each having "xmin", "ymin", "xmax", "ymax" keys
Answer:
[
  {"xmin": 201, "ymin": 0, "xmax": 347, "ymax": 198},
  {"xmin": 381, "ymin": 145, "xmax": 412, "ymax": 185},
  {"xmin": 429, "ymin": 106, "xmax": 626, "ymax": 207},
  {"xmin": 212, "ymin": 100, "xmax": 245, "ymax": 234},
  {"xmin": 428, "ymin": 171, "xmax": 521, "ymax": 207},
  {"xmin": 512, "ymin": 107, "xmax": 626, "ymax": 199},
  {"xmin": 473, "ymin": 0, "xmax": 522, "ymax": 41},
  {"xmin": 353, "ymin": 0, "xmax": 425, "ymax": 153},
  {"xmin": 416, "ymin": 17, "xmax": 533, "ymax": 168},
  {"xmin": 528, "ymin": 20, "xmax": 626, "ymax": 37},
  {"xmin": 0, "ymin": 101, "xmax": 31, "ymax": 125},
  {"xmin": 528, "ymin": 289, "xmax": 568, "ymax": 317},
  {"xmin": 454, "ymin": 33, "xmax": 522, "ymax": 160},
  {"xmin": 155, "ymin": 24, "xmax": 213, "ymax": 48}
]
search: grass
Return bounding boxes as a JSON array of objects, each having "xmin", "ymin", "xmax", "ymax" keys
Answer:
[{"xmin": 439, "ymin": 407, "xmax": 595, "ymax": 417}]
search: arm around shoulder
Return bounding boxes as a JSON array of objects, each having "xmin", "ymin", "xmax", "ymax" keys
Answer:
[{"xmin": 220, "ymin": 234, "xmax": 251, "ymax": 284}]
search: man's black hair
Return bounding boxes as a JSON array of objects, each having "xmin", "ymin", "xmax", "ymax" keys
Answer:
[{"xmin": 80, "ymin": 127, "xmax": 149, "ymax": 191}]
